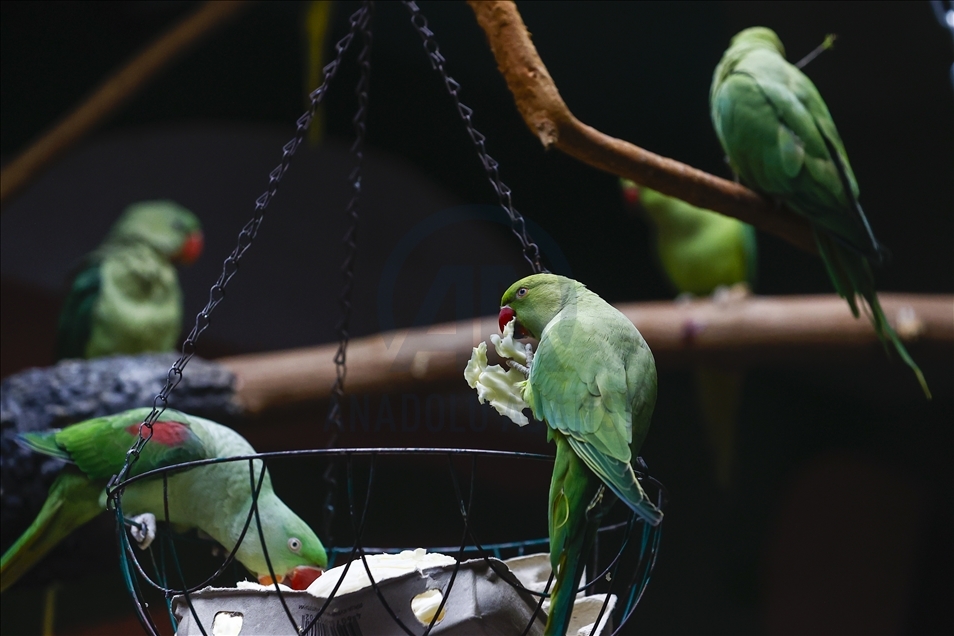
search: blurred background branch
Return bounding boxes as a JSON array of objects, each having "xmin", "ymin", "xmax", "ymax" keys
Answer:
[
  {"xmin": 0, "ymin": 1, "xmax": 250, "ymax": 210},
  {"xmin": 467, "ymin": 0, "xmax": 817, "ymax": 254},
  {"xmin": 220, "ymin": 292, "xmax": 953, "ymax": 416}
]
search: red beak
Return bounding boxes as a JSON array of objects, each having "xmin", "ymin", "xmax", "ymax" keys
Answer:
[
  {"xmin": 259, "ymin": 565, "xmax": 323, "ymax": 590},
  {"xmin": 499, "ymin": 306, "xmax": 516, "ymax": 333},
  {"xmin": 499, "ymin": 306, "xmax": 530, "ymax": 338},
  {"xmin": 621, "ymin": 182, "xmax": 640, "ymax": 207},
  {"xmin": 177, "ymin": 230, "xmax": 204, "ymax": 265}
]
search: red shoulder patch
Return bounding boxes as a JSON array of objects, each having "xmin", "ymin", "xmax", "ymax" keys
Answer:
[{"xmin": 125, "ymin": 421, "xmax": 192, "ymax": 447}]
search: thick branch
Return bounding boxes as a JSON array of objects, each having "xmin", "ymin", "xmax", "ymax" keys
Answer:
[
  {"xmin": 219, "ymin": 294, "xmax": 953, "ymax": 415},
  {"xmin": 0, "ymin": 1, "xmax": 250, "ymax": 209},
  {"xmin": 466, "ymin": 0, "xmax": 816, "ymax": 254}
]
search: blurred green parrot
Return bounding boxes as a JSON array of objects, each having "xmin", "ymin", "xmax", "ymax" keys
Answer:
[
  {"xmin": 1, "ymin": 408, "xmax": 326, "ymax": 594},
  {"xmin": 710, "ymin": 27, "xmax": 930, "ymax": 398},
  {"xmin": 621, "ymin": 179, "xmax": 756, "ymax": 487},
  {"xmin": 55, "ymin": 200, "xmax": 203, "ymax": 361},
  {"xmin": 303, "ymin": 0, "xmax": 334, "ymax": 146},
  {"xmin": 499, "ymin": 274, "xmax": 662, "ymax": 636}
]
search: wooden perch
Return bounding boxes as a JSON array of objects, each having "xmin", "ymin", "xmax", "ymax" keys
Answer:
[
  {"xmin": 218, "ymin": 293, "xmax": 953, "ymax": 415},
  {"xmin": 0, "ymin": 1, "xmax": 250, "ymax": 209},
  {"xmin": 466, "ymin": 0, "xmax": 816, "ymax": 254}
]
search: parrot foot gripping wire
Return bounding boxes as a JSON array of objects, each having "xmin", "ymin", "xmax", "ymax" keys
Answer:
[{"xmin": 126, "ymin": 513, "xmax": 157, "ymax": 550}]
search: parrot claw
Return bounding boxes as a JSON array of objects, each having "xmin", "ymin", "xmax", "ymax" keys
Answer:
[
  {"xmin": 129, "ymin": 513, "xmax": 157, "ymax": 550},
  {"xmin": 506, "ymin": 359, "xmax": 531, "ymax": 378},
  {"xmin": 635, "ymin": 456, "xmax": 650, "ymax": 472},
  {"xmin": 506, "ymin": 342, "xmax": 534, "ymax": 378}
]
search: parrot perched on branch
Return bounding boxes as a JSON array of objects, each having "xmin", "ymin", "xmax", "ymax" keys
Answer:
[
  {"xmin": 620, "ymin": 179, "xmax": 757, "ymax": 296},
  {"xmin": 621, "ymin": 179, "xmax": 756, "ymax": 487},
  {"xmin": 55, "ymin": 200, "xmax": 204, "ymax": 361},
  {"xmin": 0, "ymin": 408, "xmax": 326, "ymax": 594},
  {"xmin": 498, "ymin": 274, "xmax": 662, "ymax": 636},
  {"xmin": 710, "ymin": 27, "xmax": 930, "ymax": 398}
]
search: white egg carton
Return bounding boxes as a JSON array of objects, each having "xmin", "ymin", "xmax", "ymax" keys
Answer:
[{"xmin": 172, "ymin": 552, "xmax": 615, "ymax": 636}]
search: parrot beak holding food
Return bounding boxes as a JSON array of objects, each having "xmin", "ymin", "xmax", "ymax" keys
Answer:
[
  {"xmin": 499, "ymin": 306, "xmax": 530, "ymax": 339},
  {"xmin": 176, "ymin": 230, "xmax": 204, "ymax": 265},
  {"xmin": 258, "ymin": 565, "xmax": 323, "ymax": 590}
]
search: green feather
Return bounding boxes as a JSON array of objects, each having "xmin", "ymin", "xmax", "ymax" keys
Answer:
[
  {"xmin": 3, "ymin": 408, "xmax": 327, "ymax": 593},
  {"xmin": 501, "ymin": 275, "xmax": 663, "ymax": 634},
  {"xmin": 55, "ymin": 261, "xmax": 102, "ymax": 360},
  {"xmin": 633, "ymin": 184, "xmax": 756, "ymax": 294},
  {"xmin": 711, "ymin": 27, "xmax": 929, "ymax": 398},
  {"xmin": 545, "ymin": 433, "xmax": 605, "ymax": 636},
  {"xmin": 55, "ymin": 201, "xmax": 201, "ymax": 361},
  {"xmin": 1, "ymin": 470, "xmax": 105, "ymax": 593}
]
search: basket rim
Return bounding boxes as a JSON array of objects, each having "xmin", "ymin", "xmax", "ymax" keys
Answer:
[{"xmin": 109, "ymin": 447, "xmax": 557, "ymax": 491}]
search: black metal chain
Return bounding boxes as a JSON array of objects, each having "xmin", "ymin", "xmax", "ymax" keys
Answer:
[
  {"xmin": 320, "ymin": 2, "xmax": 373, "ymax": 544},
  {"xmin": 402, "ymin": 1, "xmax": 547, "ymax": 275},
  {"xmin": 106, "ymin": 3, "xmax": 372, "ymax": 497}
]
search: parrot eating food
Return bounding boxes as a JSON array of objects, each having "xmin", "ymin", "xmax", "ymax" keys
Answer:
[
  {"xmin": 710, "ymin": 27, "xmax": 930, "ymax": 398},
  {"xmin": 467, "ymin": 274, "xmax": 662, "ymax": 636},
  {"xmin": 0, "ymin": 408, "xmax": 326, "ymax": 593},
  {"xmin": 55, "ymin": 200, "xmax": 204, "ymax": 361}
]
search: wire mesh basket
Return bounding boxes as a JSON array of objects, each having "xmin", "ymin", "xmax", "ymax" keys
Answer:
[
  {"xmin": 111, "ymin": 447, "xmax": 666, "ymax": 635},
  {"xmin": 100, "ymin": 4, "xmax": 669, "ymax": 634}
]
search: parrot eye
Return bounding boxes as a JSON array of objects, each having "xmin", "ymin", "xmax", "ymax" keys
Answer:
[
  {"xmin": 516, "ymin": 287, "xmax": 528, "ymax": 298},
  {"xmin": 288, "ymin": 537, "xmax": 302, "ymax": 553}
]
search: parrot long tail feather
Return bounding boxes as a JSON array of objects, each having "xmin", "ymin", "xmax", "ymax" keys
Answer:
[
  {"xmin": 815, "ymin": 231, "xmax": 931, "ymax": 399},
  {"xmin": 819, "ymin": 132, "xmax": 886, "ymax": 262},
  {"xmin": 15, "ymin": 431, "xmax": 70, "ymax": 462},
  {"xmin": 694, "ymin": 365, "xmax": 744, "ymax": 489},
  {"xmin": 0, "ymin": 472, "xmax": 104, "ymax": 593},
  {"xmin": 546, "ymin": 437, "xmax": 606, "ymax": 636}
]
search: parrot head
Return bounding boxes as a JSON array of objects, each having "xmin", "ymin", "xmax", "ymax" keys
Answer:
[
  {"xmin": 728, "ymin": 27, "xmax": 785, "ymax": 57},
  {"xmin": 236, "ymin": 499, "xmax": 327, "ymax": 591},
  {"xmin": 499, "ymin": 274, "xmax": 582, "ymax": 339},
  {"xmin": 108, "ymin": 200, "xmax": 204, "ymax": 265}
]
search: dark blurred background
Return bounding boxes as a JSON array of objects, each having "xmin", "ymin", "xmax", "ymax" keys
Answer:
[{"xmin": 1, "ymin": 2, "xmax": 951, "ymax": 634}]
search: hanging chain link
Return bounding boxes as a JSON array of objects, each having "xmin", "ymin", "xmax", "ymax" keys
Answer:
[
  {"xmin": 402, "ymin": 1, "xmax": 547, "ymax": 275},
  {"xmin": 320, "ymin": 2, "xmax": 373, "ymax": 543},
  {"xmin": 106, "ymin": 3, "xmax": 372, "ymax": 498}
]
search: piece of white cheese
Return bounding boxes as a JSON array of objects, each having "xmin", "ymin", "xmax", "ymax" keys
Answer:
[
  {"xmin": 464, "ymin": 319, "xmax": 533, "ymax": 426},
  {"xmin": 307, "ymin": 549, "xmax": 456, "ymax": 599}
]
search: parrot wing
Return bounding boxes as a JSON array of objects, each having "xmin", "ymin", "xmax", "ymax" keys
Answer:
[
  {"xmin": 529, "ymin": 314, "xmax": 662, "ymax": 525},
  {"xmin": 54, "ymin": 260, "xmax": 102, "ymax": 360},
  {"xmin": 19, "ymin": 409, "xmax": 209, "ymax": 481}
]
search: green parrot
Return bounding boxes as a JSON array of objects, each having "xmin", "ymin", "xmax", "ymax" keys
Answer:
[
  {"xmin": 498, "ymin": 274, "xmax": 662, "ymax": 636},
  {"xmin": 710, "ymin": 27, "xmax": 930, "ymax": 398},
  {"xmin": 620, "ymin": 179, "xmax": 757, "ymax": 295},
  {"xmin": 621, "ymin": 179, "xmax": 756, "ymax": 487},
  {"xmin": 55, "ymin": 200, "xmax": 204, "ymax": 361},
  {"xmin": 1, "ymin": 408, "xmax": 326, "ymax": 594},
  {"xmin": 303, "ymin": 0, "xmax": 334, "ymax": 146}
]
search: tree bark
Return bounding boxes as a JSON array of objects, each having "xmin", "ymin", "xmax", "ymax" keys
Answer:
[
  {"xmin": 219, "ymin": 293, "xmax": 952, "ymax": 415},
  {"xmin": 466, "ymin": 0, "xmax": 817, "ymax": 254},
  {"xmin": 0, "ymin": 1, "xmax": 251, "ymax": 209}
]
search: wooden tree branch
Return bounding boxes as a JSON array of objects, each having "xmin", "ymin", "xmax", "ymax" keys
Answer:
[
  {"xmin": 466, "ymin": 0, "xmax": 817, "ymax": 254},
  {"xmin": 219, "ymin": 293, "xmax": 953, "ymax": 415},
  {"xmin": 0, "ymin": 1, "xmax": 251, "ymax": 209}
]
